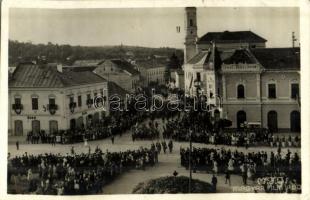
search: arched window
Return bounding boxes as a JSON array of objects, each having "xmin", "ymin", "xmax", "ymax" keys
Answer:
[
  {"xmin": 237, "ymin": 84, "xmax": 245, "ymax": 99},
  {"xmin": 290, "ymin": 111, "xmax": 300, "ymax": 132},
  {"xmin": 267, "ymin": 111, "xmax": 278, "ymax": 132}
]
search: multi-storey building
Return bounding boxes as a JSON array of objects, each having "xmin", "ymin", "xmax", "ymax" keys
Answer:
[
  {"xmin": 93, "ymin": 59, "xmax": 140, "ymax": 93},
  {"xmin": 183, "ymin": 7, "xmax": 300, "ymax": 132},
  {"xmin": 8, "ymin": 62, "xmax": 109, "ymax": 136},
  {"xmin": 136, "ymin": 59, "xmax": 166, "ymax": 86}
]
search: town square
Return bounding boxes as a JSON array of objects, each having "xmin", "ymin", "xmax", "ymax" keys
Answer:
[{"xmin": 7, "ymin": 6, "xmax": 301, "ymax": 194}]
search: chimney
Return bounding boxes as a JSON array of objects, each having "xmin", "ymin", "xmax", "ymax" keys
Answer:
[{"xmin": 57, "ymin": 64, "xmax": 63, "ymax": 73}]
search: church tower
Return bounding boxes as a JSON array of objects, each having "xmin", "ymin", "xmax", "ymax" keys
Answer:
[{"xmin": 184, "ymin": 7, "xmax": 198, "ymax": 63}]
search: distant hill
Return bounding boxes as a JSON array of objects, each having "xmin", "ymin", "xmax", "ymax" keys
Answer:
[{"xmin": 9, "ymin": 40, "xmax": 184, "ymax": 66}]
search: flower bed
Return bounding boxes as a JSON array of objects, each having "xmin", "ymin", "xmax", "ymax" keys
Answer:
[{"xmin": 132, "ymin": 176, "xmax": 215, "ymax": 194}]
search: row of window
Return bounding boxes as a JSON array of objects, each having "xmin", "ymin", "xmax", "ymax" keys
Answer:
[
  {"xmin": 69, "ymin": 89, "xmax": 105, "ymax": 107},
  {"xmin": 148, "ymin": 70, "xmax": 164, "ymax": 76},
  {"xmin": 14, "ymin": 97, "xmax": 55, "ymax": 111},
  {"xmin": 236, "ymin": 110, "xmax": 300, "ymax": 132},
  {"xmin": 236, "ymin": 83, "xmax": 299, "ymax": 99},
  {"xmin": 13, "ymin": 89, "xmax": 105, "ymax": 111}
]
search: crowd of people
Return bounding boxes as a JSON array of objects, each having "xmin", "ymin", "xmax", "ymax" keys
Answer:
[
  {"xmin": 8, "ymin": 146, "xmax": 159, "ymax": 195},
  {"xmin": 162, "ymin": 112, "xmax": 300, "ymax": 148},
  {"xmin": 25, "ymin": 111, "xmax": 149, "ymax": 145},
  {"xmin": 180, "ymin": 147, "xmax": 301, "ymax": 193},
  {"xmin": 131, "ymin": 121, "xmax": 160, "ymax": 141}
]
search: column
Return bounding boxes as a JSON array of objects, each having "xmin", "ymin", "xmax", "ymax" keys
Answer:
[{"xmin": 256, "ymin": 73, "xmax": 261, "ymax": 99}]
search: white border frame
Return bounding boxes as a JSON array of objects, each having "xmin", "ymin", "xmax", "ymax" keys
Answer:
[{"xmin": 1, "ymin": 1, "xmax": 309, "ymax": 200}]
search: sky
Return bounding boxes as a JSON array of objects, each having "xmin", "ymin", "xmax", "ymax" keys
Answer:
[{"xmin": 9, "ymin": 7, "xmax": 300, "ymax": 48}]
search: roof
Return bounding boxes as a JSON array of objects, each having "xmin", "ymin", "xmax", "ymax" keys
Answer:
[
  {"xmin": 187, "ymin": 51, "xmax": 209, "ymax": 64},
  {"xmin": 9, "ymin": 63, "xmax": 106, "ymax": 88},
  {"xmin": 187, "ymin": 48, "xmax": 223, "ymax": 70},
  {"xmin": 136, "ymin": 59, "xmax": 167, "ymax": 69},
  {"xmin": 223, "ymin": 49, "xmax": 256, "ymax": 64},
  {"xmin": 108, "ymin": 81, "xmax": 129, "ymax": 99},
  {"xmin": 64, "ymin": 66, "xmax": 97, "ymax": 72},
  {"xmin": 197, "ymin": 31, "xmax": 267, "ymax": 44},
  {"xmin": 106, "ymin": 59, "xmax": 140, "ymax": 75},
  {"xmin": 251, "ymin": 48, "xmax": 300, "ymax": 70},
  {"xmin": 73, "ymin": 59, "xmax": 104, "ymax": 67}
]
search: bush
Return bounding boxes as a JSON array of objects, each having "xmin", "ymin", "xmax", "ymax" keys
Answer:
[{"xmin": 132, "ymin": 176, "xmax": 215, "ymax": 194}]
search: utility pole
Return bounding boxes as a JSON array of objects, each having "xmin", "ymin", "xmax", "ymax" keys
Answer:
[{"xmin": 188, "ymin": 128, "xmax": 192, "ymax": 193}]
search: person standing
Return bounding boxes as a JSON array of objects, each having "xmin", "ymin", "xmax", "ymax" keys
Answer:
[
  {"xmin": 168, "ymin": 140, "xmax": 173, "ymax": 153},
  {"xmin": 71, "ymin": 146, "xmax": 75, "ymax": 155},
  {"xmin": 111, "ymin": 134, "xmax": 114, "ymax": 144},
  {"xmin": 16, "ymin": 141, "xmax": 19, "ymax": 150},
  {"xmin": 162, "ymin": 141, "xmax": 167, "ymax": 154},
  {"xmin": 241, "ymin": 163, "xmax": 248, "ymax": 185},
  {"xmin": 225, "ymin": 169, "xmax": 231, "ymax": 186},
  {"xmin": 211, "ymin": 174, "xmax": 218, "ymax": 192},
  {"xmin": 156, "ymin": 141, "xmax": 161, "ymax": 154}
]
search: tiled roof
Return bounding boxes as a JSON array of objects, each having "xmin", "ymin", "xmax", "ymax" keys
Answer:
[
  {"xmin": 136, "ymin": 59, "xmax": 167, "ymax": 69},
  {"xmin": 64, "ymin": 66, "xmax": 97, "ymax": 72},
  {"xmin": 109, "ymin": 59, "xmax": 140, "ymax": 75},
  {"xmin": 251, "ymin": 48, "xmax": 300, "ymax": 70},
  {"xmin": 197, "ymin": 31, "xmax": 267, "ymax": 44},
  {"xmin": 187, "ymin": 51, "xmax": 209, "ymax": 64},
  {"xmin": 9, "ymin": 63, "xmax": 106, "ymax": 88},
  {"xmin": 73, "ymin": 59, "xmax": 104, "ymax": 67},
  {"xmin": 223, "ymin": 49, "xmax": 256, "ymax": 64}
]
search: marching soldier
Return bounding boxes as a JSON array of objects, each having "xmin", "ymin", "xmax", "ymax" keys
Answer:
[
  {"xmin": 168, "ymin": 140, "xmax": 173, "ymax": 153},
  {"xmin": 162, "ymin": 140, "xmax": 167, "ymax": 154},
  {"xmin": 156, "ymin": 141, "xmax": 161, "ymax": 154}
]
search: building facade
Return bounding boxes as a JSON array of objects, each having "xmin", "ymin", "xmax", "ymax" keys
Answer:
[
  {"xmin": 94, "ymin": 59, "xmax": 140, "ymax": 93},
  {"xmin": 183, "ymin": 7, "xmax": 300, "ymax": 132},
  {"xmin": 8, "ymin": 63, "xmax": 109, "ymax": 136},
  {"xmin": 136, "ymin": 59, "xmax": 166, "ymax": 86}
]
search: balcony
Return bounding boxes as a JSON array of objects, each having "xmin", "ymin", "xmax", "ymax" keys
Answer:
[
  {"xmin": 69, "ymin": 102, "xmax": 77, "ymax": 108},
  {"xmin": 12, "ymin": 104, "xmax": 23, "ymax": 110},
  {"xmin": 221, "ymin": 63, "xmax": 261, "ymax": 73},
  {"xmin": 48, "ymin": 104, "xmax": 58, "ymax": 110}
]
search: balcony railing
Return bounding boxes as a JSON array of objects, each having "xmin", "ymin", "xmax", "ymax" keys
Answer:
[
  {"xmin": 48, "ymin": 104, "xmax": 58, "ymax": 110},
  {"xmin": 12, "ymin": 104, "xmax": 23, "ymax": 110},
  {"xmin": 221, "ymin": 64, "xmax": 260, "ymax": 72},
  {"xmin": 69, "ymin": 102, "xmax": 77, "ymax": 108}
]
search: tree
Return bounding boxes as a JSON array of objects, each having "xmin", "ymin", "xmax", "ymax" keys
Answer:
[{"xmin": 168, "ymin": 52, "xmax": 181, "ymax": 69}]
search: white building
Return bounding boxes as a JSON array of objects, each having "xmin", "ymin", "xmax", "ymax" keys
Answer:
[
  {"xmin": 182, "ymin": 7, "xmax": 300, "ymax": 131},
  {"xmin": 136, "ymin": 59, "xmax": 166, "ymax": 86},
  {"xmin": 8, "ymin": 62, "xmax": 109, "ymax": 136}
]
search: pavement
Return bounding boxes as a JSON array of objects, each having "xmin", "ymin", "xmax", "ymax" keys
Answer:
[{"xmin": 7, "ymin": 118, "xmax": 301, "ymax": 194}]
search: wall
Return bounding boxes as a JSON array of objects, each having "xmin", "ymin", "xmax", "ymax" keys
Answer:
[
  {"xmin": 222, "ymin": 71, "xmax": 300, "ymax": 130},
  {"xmin": 197, "ymin": 42, "xmax": 266, "ymax": 51},
  {"xmin": 8, "ymin": 82, "xmax": 108, "ymax": 136},
  {"xmin": 95, "ymin": 61, "xmax": 139, "ymax": 92}
]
